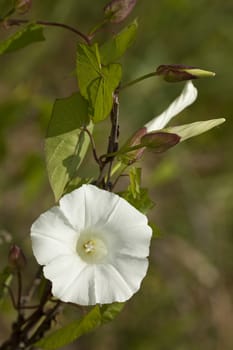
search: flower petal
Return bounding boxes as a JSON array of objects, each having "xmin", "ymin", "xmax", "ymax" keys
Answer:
[
  {"xmin": 94, "ymin": 264, "xmax": 133, "ymax": 304},
  {"xmin": 99, "ymin": 197, "xmax": 152, "ymax": 258},
  {"xmin": 145, "ymin": 81, "xmax": 198, "ymax": 132},
  {"xmin": 59, "ymin": 186, "xmax": 86, "ymax": 231},
  {"xmin": 111, "ymin": 255, "xmax": 149, "ymax": 292},
  {"xmin": 165, "ymin": 118, "xmax": 226, "ymax": 141},
  {"xmin": 43, "ymin": 254, "xmax": 90, "ymax": 302},
  {"xmin": 59, "ymin": 185, "xmax": 120, "ymax": 230},
  {"xmin": 31, "ymin": 207, "xmax": 78, "ymax": 265}
]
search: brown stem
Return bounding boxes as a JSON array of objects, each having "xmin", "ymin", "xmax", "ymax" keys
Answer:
[
  {"xmin": 0, "ymin": 281, "xmax": 52, "ymax": 350},
  {"xmin": 28, "ymin": 301, "xmax": 61, "ymax": 345},
  {"xmin": 16, "ymin": 269, "xmax": 22, "ymax": 309},
  {"xmin": 105, "ymin": 92, "xmax": 120, "ymax": 190},
  {"xmin": 94, "ymin": 90, "xmax": 120, "ymax": 189},
  {"xmin": 6, "ymin": 18, "xmax": 91, "ymax": 45}
]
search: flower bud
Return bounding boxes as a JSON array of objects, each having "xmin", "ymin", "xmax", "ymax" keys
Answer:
[
  {"xmin": 121, "ymin": 127, "xmax": 147, "ymax": 164},
  {"xmin": 8, "ymin": 244, "xmax": 26, "ymax": 269},
  {"xmin": 141, "ymin": 132, "xmax": 180, "ymax": 152},
  {"xmin": 15, "ymin": 0, "xmax": 32, "ymax": 14},
  {"xmin": 104, "ymin": 0, "xmax": 137, "ymax": 23},
  {"xmin": 156, "ymin": 64, "xmax": 215, "ymax": 83}
]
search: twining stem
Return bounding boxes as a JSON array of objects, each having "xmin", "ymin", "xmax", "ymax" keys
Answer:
[
  {"xmin": 83, "ymin": 127, "xmax": 102, "ymax": 166},
  {"xmin": 88, "ymin": 18, "xmax": 109, "ymax": 38},
  {"xmin": 28, "ymin": 300, "xmax": 62, "ymax": 345},
  {"xmin": 0, "ymin": 280, "xmax": 52, "ymax": 350},
  {"xmin": 120, "ymin": 72, "xmax": 158, "ymax": 91},
  {"xmin": 95, "ymin": 90, "xmax": 120, "ymax": 189},
  {"xmin": 5, "ymin": 18, "xmax": 91, "ymax": 45},
  {"xmin": 100, "ymin": 142, "xmax": 145, "ymax": 161}
]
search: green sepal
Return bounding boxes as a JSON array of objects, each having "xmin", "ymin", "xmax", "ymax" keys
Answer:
[
  {"xmin": 45, "ymin": 92, "xmax": 92, "ymax": 202},
  {"xmin": 0, "ymin": 23, "xmax": 45, "ymax": 55}
]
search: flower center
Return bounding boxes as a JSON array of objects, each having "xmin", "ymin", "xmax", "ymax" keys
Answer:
[
  {"xmin": 83, "ymin": 240, "xmax": 95, "ymax": 254},
  {"xmin": 76, "ymin": 232, "xmax": 108, "ymax": 264}
]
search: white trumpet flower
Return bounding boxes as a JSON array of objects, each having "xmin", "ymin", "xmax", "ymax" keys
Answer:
[
  {"xmin": 31, "ymin": 185, "xmax": 152, "ymax": 306},
  {"xmin": 145, "ymin": 81, "xmax": 225, "ymax": 140}
]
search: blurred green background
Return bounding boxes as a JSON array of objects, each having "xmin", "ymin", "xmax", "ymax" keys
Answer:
[{"xmin": 0, "ymin": 0, "xmax": 233, "ymax": 349}]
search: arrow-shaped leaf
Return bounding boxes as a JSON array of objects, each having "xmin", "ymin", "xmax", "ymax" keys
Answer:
[
  {"xmin": 0, "ymin": 23, "xmax": 45, "ymax": 55},
  {"xmin": 45, "ymin": 92, "xmax": 92, "ymax": 201}
]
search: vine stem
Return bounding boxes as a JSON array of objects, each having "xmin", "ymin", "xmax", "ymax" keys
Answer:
[
  {"xmin": 106, "ymin": 91, "xmax": 120, "ymax": 190},
  {"xmin": 120, "ymin": 72, "xmax": 158, "ymax": 90},
  {"xmin": 6, "ymin": 18, "xmax": 91, "ymax": 45},
  {"xmin": 83, "ymin": 127, "xmax": 102, "ymax": 166}
]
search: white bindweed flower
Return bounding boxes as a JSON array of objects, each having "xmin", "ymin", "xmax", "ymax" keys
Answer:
[
  {"xmin": 31, "ymin": 184, "xmax": 152, "ymax": 306},
  {"xmin": 145, "ymin": 81, "xmax": 225, "ymax": 140}
]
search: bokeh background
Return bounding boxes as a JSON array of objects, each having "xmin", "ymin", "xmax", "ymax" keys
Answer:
[{"xmin": 0, "ymin": 0, "xmax": 233, "ymax": 349}]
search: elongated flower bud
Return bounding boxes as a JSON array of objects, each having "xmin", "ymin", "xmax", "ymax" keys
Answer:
[{"xmin": 156, "ymin": 64, "xmax": 215, "ymax": 83}]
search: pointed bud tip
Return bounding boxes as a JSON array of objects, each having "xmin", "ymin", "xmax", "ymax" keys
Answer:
[{"xmin": 185, "ymin": 68, "xmax": 216, "ymax": 78}]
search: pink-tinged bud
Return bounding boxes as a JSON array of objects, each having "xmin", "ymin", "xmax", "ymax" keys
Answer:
[
  {"xmin": 15, "ymin": 0, "xmax": 32, "ymax": 14},
  {"xmin": 122, "ymin": 127, "xmax": 147, "ymax": 164},
  {"xmin": 141, "ymin": 132, "xmax": 180, "ymax": 152},
  {"xmin": 156, "ymin": 64, "xmax": 215, "ymax": 83},
  {"xmin": 8, "ymin": 245, "xmax": 26, "ymax": 269},
  {"xmin": 104, "ymin": 0, "xmax": 137, "ymax": 23}
]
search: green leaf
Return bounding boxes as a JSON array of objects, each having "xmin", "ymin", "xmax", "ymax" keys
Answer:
[
  {"xmin": 0, "ymin": 23, "xmax": 45, "ymax": 55},
  {"xmin": 36, "ymin": 306, "xmax": 101, "ymax": 350},
  {"xmin": 76, "ymin": 43, "xmax": 102, "ymax": 100},
  {"xmin": 90, "ymin": 64, "xmax": 122, "ymax": 123},
  {"xmin": 45, "ymin": 92, "xmax": 92, "ymax": 201},
  {"xmin": 120, "ymin": 167, "xmax": 154, "ymax": 214},
  {"xmin": 0, "ymin": 267, "xmax": 13, "ymax": 304},
  {"xmin": 100, "ymin": 302, "xmax": 124, "ymax": 323},
  {"xmin": 77, "ymin": 43, "xmax": 122, "ymax": 123},
  {"xmin": 37, "ymin": 303, "xmax": 124, "ymax": 350},
  {"xmin": 100, "ymin": 20, "xmax": 138, "ymax": 65}
]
